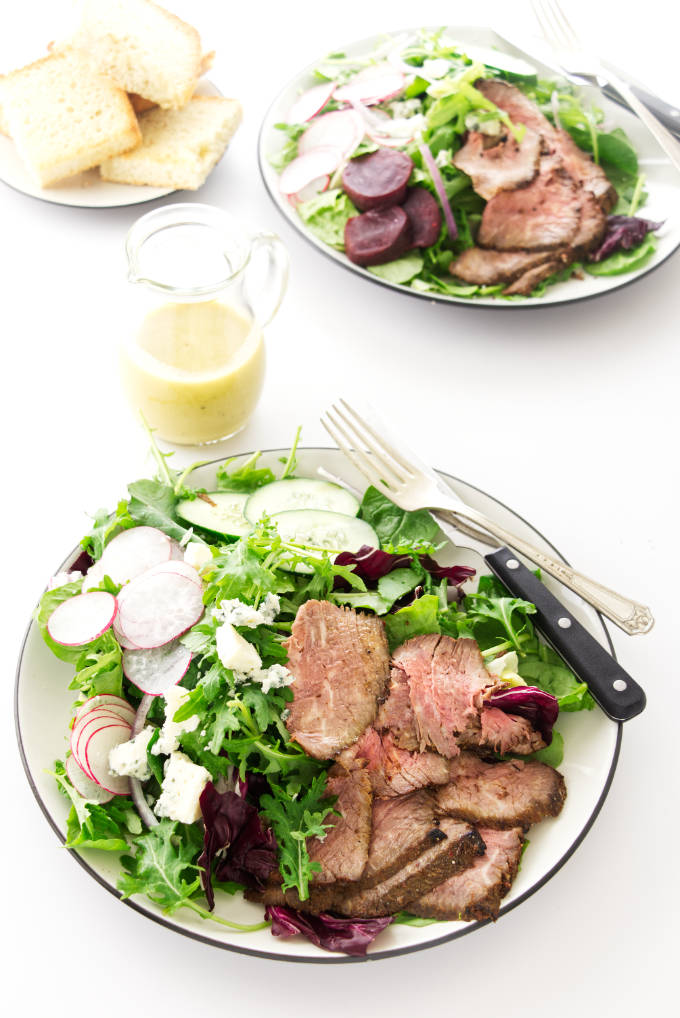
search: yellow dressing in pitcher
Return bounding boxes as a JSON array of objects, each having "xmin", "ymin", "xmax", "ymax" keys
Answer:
[{"xmin": 120, "ymin": 301, "xmax": 265, "ymax": 445}]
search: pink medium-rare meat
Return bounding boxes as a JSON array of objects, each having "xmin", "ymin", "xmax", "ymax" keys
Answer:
[
  {"xmin": 408, "ymin": 826, "xmax": 524, "ymax": 921},
  {"xmin": 360, "ymin": 790, "xmax": 442, "ymax": 888},
  {"xmin": 344, "ymin": 206, "xmax": 412, "ymax": 266},
  {"xmin": 478, "ymin": 158, "xmax": 581, "ymax": 250},
  {"xmin": 554, "ymin": 127, "xmax": 618, "ymax": 213},
  {"xmin": 476, "ymin": 78, "xmax": 554, "ymax": 137},
  {"xmin": 341, "ymin": 147, "xmax": 414, "ymax": 211},
  {"xmin": 374, "ymin": 666, "xmax": 419, "ymax": 751},
  {"xmin": 436, "ymin": 753, "xmax": 566, "ymax": 829},
  {"xmin": 452, "ymin": 127, "xmax": 541, "ymax": 200},
  {"xmin": 284, "ymin": 600, "xmax": 390, "ymax": 759},
  {"xmin": 402, "ymin": 186, "xmax": 442, "ymax": 247},
  {"xmin": 336, "ymin": 727, "xmax": 450, "ymax": 797},
  {"xmin": 392, "ymin": 635, "xmax": 498, "ymax": 756},
  {"xmin": 501, "ymin": 259, "xmax": 564, "ymax": 296},
  {"xmin": 449, "ymin": 247, "xmax": 560, "ymax": 286},
  {"xmin": 306, "ymin": 766, "xmax": 373, "ymax": 883},
  {"xmin": 571, "ymin": 188, "xmax": 608, "ymax": 255},
  {"xmin": 473, "ymin": 706, "xmax": 547, "ymax": 754}
]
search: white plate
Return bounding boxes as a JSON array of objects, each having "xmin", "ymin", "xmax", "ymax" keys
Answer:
[
  {"xmin": 0, "ymin": 80, "xmax": 221, "ymax": 208},
  {"xmin": 258, "ymin": 26, "xmax": 680, "ymax": 307},
  {"xmin": 15, "ymin": 447, "xmax": 620, "ymax": 963}
]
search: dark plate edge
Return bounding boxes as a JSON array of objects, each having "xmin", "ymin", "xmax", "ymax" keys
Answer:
[{"xmin": 14, "ymin": 447, "xmax": 622, "ymax": 964}]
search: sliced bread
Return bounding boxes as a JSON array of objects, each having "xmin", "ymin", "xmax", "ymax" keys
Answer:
[
  {"xmin": 70, "ymin": 0, "xmax": 202, "ymax": 109},
  {"xmin": 0, "ymin": 48, "xmax": 141, "ymax": 187},
  {"xmin": 100, "ymin": 95, "xmax": 242, "ymax": 190}
]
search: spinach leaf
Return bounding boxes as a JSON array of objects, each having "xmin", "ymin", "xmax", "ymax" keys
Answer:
[
  {"xmin": 368, "ymin": 253, "xmax": 424, "ymax": 284},
  {"xmin": 216, "ymin": 450, "xmax": 276, "ymax": 493},
  {"xmin": 585, "ymin": 233, "xmax": 657, "ymax": 276},
  {"xmin": 383, "ymin": 594, "xmax": 440, "ymax": 651},
  {"xmin": 359, "ymin": 486, "xmax": 441, "ymax": 552},
  {"xmin": 518, "ymin": 643, "xmax": 594, "ymax": 711},
  {"xmin": 127, "ymin": 478, "xmax": 193, "ymax": 543}
]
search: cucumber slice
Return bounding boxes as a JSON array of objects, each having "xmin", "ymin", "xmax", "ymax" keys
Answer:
[
  {"xmin": 176, "ymin": 492, "xmax": 251, "ymax": 538},
  {"xmin": 245, "ymin": 478, "xmax": 359, "ymax": 524},
  {"xmin": 270, "ymin": 509, "xmax": 378, "ymax": 556}
]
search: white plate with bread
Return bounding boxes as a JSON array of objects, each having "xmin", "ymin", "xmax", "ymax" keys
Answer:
[{"xmin": 0, "ymin": 0, "xmax": 241, "ymax": 207}]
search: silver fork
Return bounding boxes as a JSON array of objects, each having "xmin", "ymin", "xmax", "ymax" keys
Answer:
[
  {"xmin": 321, "ymin": 399, "xmax": 653, "ymax": 637},
  {"xmin": 532, "ymin": 0, "xmax": 680, "ymax": 173}
]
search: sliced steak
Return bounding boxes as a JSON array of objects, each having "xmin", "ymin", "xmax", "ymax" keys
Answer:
[
  {"xmin": 453, "ymin": 127, "xmax": 541, "ymax": 200},
  {"xmin": 555, "ymin": 127, "xmax": 618, "ymax": 213},
  {"xmin": 374, "ymin": 666, "xmax": 419, "ymax": 751},
  {"xmin": 337, "ymin": 727, "xmax": 450, "ymax": 796},
  {"xmin": 308, "ymin": 766, "xmax": 373, "ymax": 884},
  {"xmin": 392, "ymin": 635, "xmax": 497, "ymax": 756},
  {"xmin": 436, "ymin": 752, "xmax": 566, "ymax": 829},
  {"xmin": 473, "ymin": 706, "xmax": 546, "ymax": 753},
  {"xmin": 571, "ymin": 188, "xmax": 608, "ymax": 255},
  {"xmin": 342, "ymin": 147, "xmax": 414, "ymax": 211},
  {"xmin": 409, "ymin": 826, "xmax": 524, "ymax": 921},
  {"xmin": 502, "ymin": 259, "xmax": 564, "ymax": 296},
  {"xmin": 344, "ymin": 206, "xmax": 412, "ymax": 266},
  {"xmin": 478, "ymin": 158, "xmax": 581, "ymax": 250},
  {"xmin": 476, "ymin": 79, "xmax": 554, "ymax": 137},
  {"xmin": 331, "ymin": 817, "xmax": 485, "ymax": 917},
  {"xmin": 284, "ymin": 600, "xmax": 390, "ymax": 759},
  {"xmin": 361, "ymin": 789, "xmax": 441, "ymax": 888},
  {"xmin": 402, "ymin": 186, "xmax": 442, "ymax": 247},
  {"xmin": 450, "ymin": 247, "xmax": 558, "ymax": 286}
]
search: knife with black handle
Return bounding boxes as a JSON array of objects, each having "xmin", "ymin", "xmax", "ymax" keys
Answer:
[{"xmin": 485, "ymin": 547, "xmax": 647, "ymax": 722}]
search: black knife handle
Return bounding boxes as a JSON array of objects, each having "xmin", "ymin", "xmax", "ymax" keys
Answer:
[
  {"xmin": 484, "ymin": 547, "xmax": 646, "ymax": 722},
  {"xmin": 602, "ymin": 82, "xmax": 680, "ymax": 139}
]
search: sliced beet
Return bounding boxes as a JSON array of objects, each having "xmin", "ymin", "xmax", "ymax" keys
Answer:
[
  {"xmin": 402, "ymin": 187, "xmax": 442, "ymax": 248},
  {"xmin": 342, "ymin": 148, "xmax": 413, "ymax": 211},
  {"xmin": 344, "ymin": 207, "xmax": 412, "ymax": 267}
]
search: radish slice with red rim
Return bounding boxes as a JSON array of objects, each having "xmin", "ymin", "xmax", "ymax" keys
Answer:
[
  {"xmin": 279, "ymin": 146, "xmax": 344, "ymax": 195},
  {"xmin": 83, "ymin": 724, "xmax": 132, "ymax": 794},
  {"xmin": 123, "ymin": 640, "xmax": 192, "ymax": 696},
  {"xmin": 169, "ymin": 539, "xmax": 185, "ymax": 560},
  {"xmin": 289, "ymin": 81, "xmax": 336, "ymax": 123},
  {"xmin": 66, "ymin": 754, "xmax": 115, "ymax": 803},
  {"xmin": 72, "ymin": 711, "xmax": 131, "ymax": 778},
  {"xmin": 298, "ymin": 110, "xmax": 364, "ymax": 158},
  {"xmin": 289, "ymin": 174, "xmax": 330, "ymax": 206},
  {"xmin": 117, "ymin": 571, "xmax": 204, "ymax": 649},
  {"xmin": 144, "ymin": 560, "xmax": 203, "ymax": 587},
  {"xmin": 97, "ymin": 526, "xmax": 172, "ymax": 585},
  {"xmin": 47, "ymin": 591, "xmax": 117, "ymax": 646},
  {"xmin": 113, "ymin": 613, "xmax": 139, "ymax": 649},
  {"xmin": 334, "ymin": 69, "xmax": 405, "ymax": 106},
  {"xmin": 74, "ymin": 694, "xmax": 135, "ymax": 724}
]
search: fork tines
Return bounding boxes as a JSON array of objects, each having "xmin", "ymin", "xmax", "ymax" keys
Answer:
[{"xmin": 321, "ymin": 400, "xmax": 414, "ymax": 494}]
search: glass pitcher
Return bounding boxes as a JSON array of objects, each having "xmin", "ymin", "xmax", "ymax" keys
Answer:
[{"xmin": 120, "ymin": 203, "xmax": 289, "ymax": 445}]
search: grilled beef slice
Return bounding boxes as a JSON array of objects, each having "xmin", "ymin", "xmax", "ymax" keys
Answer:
[
  {"xmin": 337, "ymin": 727, "xmax": 450, "ymax": 796},
  {"xmin": 308, "ymin": 766, "xmax": 373, "ymax": 883},
  {"xmin": 501, "ymin": 259, "xmax": 565, "ymax": 296},
  {"xmin": 473, "ymin": 706, "xmax": 547, "ymax": 754},
  {"xmin": 453, "ymin": 127, "xmax": 541, "ymax": 200},
  {"xmin": 449, "ymin": 247, "xmax": 559, "ymax": 287},
  {"xmin": 409, "ymin": 826, "xmax": 524, "ymax": 921},
  {"xmin": 374, "ymin": 666, "xmax": 419, "ymax": 751},
  {"xmin": 392, "ymin": 635, "xmax": 498, "ymax": 756},
  {"xmin": 284, "ymin": 600, "xmax": 390, "ymax": 758},
  {"xmin": 361, "ymin": 789, "xmax": 443, "ymax": 888},
  {"xmin": 436, "ymin": 752, "xmax": 566, "ymax": 829},
  {"xmin": 332, "ymin": 817, "xmax": 486, "ymax": 917}
]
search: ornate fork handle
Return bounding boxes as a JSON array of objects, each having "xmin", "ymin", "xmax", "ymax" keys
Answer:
[{"xmin": 433, "ymin": 502, "xmax": 654, "ymax": 636}]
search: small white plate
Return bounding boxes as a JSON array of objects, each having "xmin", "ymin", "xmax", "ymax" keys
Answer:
[
  {"xmin": 15, "ymin": 447, "xmax": 621, "ymax": 962},
  {"xmin": 258, "ymin": 26, "xmax": 680, "ymax": 307},
  {"xmin": 0, "ymin": 80, "xmax": 220, "ymax": 208}
]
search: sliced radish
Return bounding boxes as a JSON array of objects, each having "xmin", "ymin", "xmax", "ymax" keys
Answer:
[
  {"xmin": 334, "ymin": 68, "xmax": 405, "ymax": 106},
  {"xmin": 66, "ymin": 754, "xmax": 115, "ymax": 803},
  {"xmin": 123, "ymin": 641, "xmax": 192, "ymax": 696},
  {"xmin": 98, "ymin": 526, "xmax": 172, "ymax": 585},
  {"xmin": 169, "ymin": 539, "xmax": 185, "ymax": 560},
  {"xmin": 289, "ymin": 81, "xmax": 336, "ymax": 123},
  {"xmin": 298, "ymin": 109, "xmax": 364, "ymax": 158},
  {"xmin": 72, "ymin": 711, "xmax": 132, "ymax": 777},
  {"xmin": 289, "ymin": 174, "xmax": 330, "ymax": 207},
  {"xmin": 144, "ymin": 560, "xmax": 203, "ymax": 588},
  {"xmin": 113, "ymin": 614, "xmax": 139, "ymax": 649},
  {"xmin": 47, "ymin": 591, "xmax": 117, "ymax": 647},
  {"xmin": 74, "ymin": 694, "xmax": 136, "ymax": 726},
  {"xmin": 83, "ymin": 724, "xmax": 132, "ymax": 795},
  {"xmin": 117, "ymin": 571, "xmax": 204, "ymax": 649},
  {"xmin": 279, "ymin": 146, "xmax": 344, "ymax": 195}
]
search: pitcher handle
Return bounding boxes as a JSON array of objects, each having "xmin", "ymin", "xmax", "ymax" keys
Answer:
[{"xmin": 244, "ymin": 232, "xmax": 289, "ymax": 327}]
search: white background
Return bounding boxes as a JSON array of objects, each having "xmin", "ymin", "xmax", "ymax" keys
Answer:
[{"xmin": 2, "ymin": 1, "xmax": 677, "ymax": 1014}]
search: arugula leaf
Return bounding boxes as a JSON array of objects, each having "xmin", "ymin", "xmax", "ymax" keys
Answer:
[
  {"xmin": 462, "ymin": 592, "xmax": 536, "ymax": 654},
  {"xmin": 80, "ymin": 500, "xmax": 135, "ymax": 561},
  {"xmin": 216, "ymin": 450, "xmax": 276, "ymax": 493},
  {"xmin": 392, "ymin": 911, "xmax": 441, "ymax": 927},
  {"xmin": 359, "ymin": 486, "xmax": 441, "ymax": 552},
  {"xmin": 53, "ymin": 761, "xmax": 138, "ymax": 851},
  {"xmin": 127, "ymin": 479, "xmax": 194, "ymax": 543}
]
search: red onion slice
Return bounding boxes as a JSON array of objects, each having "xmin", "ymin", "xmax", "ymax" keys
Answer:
[{"xmin": 419, "ymin": 142, "xmax": 458, "ymax": 240}]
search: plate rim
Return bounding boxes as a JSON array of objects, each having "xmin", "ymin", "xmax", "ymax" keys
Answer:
[
  {"xmin": 257, "ymin": 24, "xmax": 680, "ymax": 310},
  {"xmin": 14, "ymin": 446, "xmax": 622, "ymax": 964}
]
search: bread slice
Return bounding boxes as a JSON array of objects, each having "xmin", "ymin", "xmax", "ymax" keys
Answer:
[
  {"xmin": 70, "ymin": 0, "xmax": 202, "ymax": 109},
  {"xmin": 100, "ymin": 95, "xmax": 242, "ymax": 190},
  {"xmin": 0, "ymin": 49, "xmax": 141, "ymax": 187},
  {"xmin": 128, "ymin": 50, "xmax": 215, "ymax": 114}
]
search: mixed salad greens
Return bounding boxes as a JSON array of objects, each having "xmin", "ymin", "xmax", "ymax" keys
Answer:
[
  {"xmin": 271, "ymin": 29, "xmax": 660, "ymax": 300},
  {"xmin": 38, "ymin": 431, "xmax": 594, "ymax": 956}
]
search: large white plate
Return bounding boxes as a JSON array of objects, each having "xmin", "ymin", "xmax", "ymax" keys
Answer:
[
  {"xmin": 0, "ymin": 80, "xmax": 221, "ymax": 208},
  {"xmin": 15, "ymin": 447, "xmax": 620, "ymax": 963},
  {"xmin": 258, "ymin": 26, "xmax": 680, "ymax": 307}
]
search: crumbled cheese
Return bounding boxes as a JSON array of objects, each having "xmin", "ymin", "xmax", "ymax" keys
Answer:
[
  {"xmin": 486, "ymin": 651, "xmax": 526, "ymax": 686},
  {"xmin": 422, "ymin": 57, "xmax": 451, "ymax": 79},
  {"xmin": 48, "ymin": 570, "xmax": 83, "ymax": 590},
  {"xmin": 217, "ymin": 593, "xmax": 280, "ymax": 628},
  {"xmin": 234, "ymin": 662, "xmax": 293, "ymax": 695},
  {"xmin": 216, "ymin": 622, "xmax": 262, "ymax": 672},
  {"xmin": 151, "ymin": 685, "xmax": 200, "ymax": 756},
  {"xmin": 183, "ymin": 541, "xmax": 212, "ymax": 571},
  {"xmin": 108, "ymin": 726, "xmax": 154, "ymax": 780},
  {"xmin": 154, "ymin": 751, "xmax": 210, "ymax": 824}
]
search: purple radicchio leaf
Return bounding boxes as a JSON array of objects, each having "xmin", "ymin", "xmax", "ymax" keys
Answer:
[
  {"xmin": 335, "ymin": 545, "xmax": 475, "ymax": 589},
  {"xmin": 265, "ymin": 905, "xmax": 393, "ymax": 957},
  {"xmin": 198, "ymin": 782, "xmax": 277, "ymax": 910},
  {"xmin": 588, "ymin": 215, "xmax": 662, "ymax": 263},
  {"xmin": 485, "ymin": 685, "xmax": 559, "ymax": 745}
]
